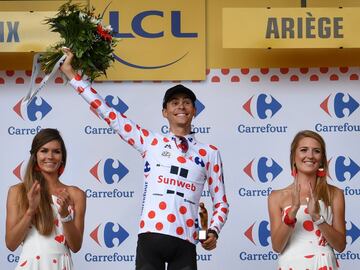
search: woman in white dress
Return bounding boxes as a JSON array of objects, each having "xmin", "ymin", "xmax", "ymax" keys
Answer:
[
  {"xmin": 268, "ymin": 130, "xmax": 346, "ymax": 269},
  {"xmin": 6, "ymin": 128, "xmax": 86, "ymax": 270}
]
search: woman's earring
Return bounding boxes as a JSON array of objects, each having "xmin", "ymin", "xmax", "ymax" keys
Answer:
[
  {"xmin": 58, "ymin": 163, "xmax": 65, "ymax": 176},
  {"xmin": 291, "ymin": 164, "xmax": 297, "ymax": 177},
  {"xmin": 34, "ymin": 163, "xmax": 41, "ymax": 172},
  {"xmin": 316, "ymin": 167, "xmax": 326, "ymax": 177}
]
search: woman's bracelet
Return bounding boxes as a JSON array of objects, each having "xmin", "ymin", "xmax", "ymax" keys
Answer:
[{"xmin": 60, "ymin": 213, "xmax": 73, "ymax": 223}]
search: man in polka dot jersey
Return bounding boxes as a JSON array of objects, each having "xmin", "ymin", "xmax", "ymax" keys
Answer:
[{"xmin": 60, "ymin": 49, "xmax": 229, "ymax": 270}]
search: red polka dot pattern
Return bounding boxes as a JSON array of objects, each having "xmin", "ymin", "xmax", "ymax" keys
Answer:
[
  {"xmin": 109, "ymin": 112, "xmax": 116, "ymax": 120},
  {"xmin": 177, "ymin": 156, "xmax": 186, "ymax": 163},
  {"xmin": 124, "ymin": 124, "xmax": 132, "ymax": 132},
  {"xmin": 176, "ymin": 227, "xmax": 184, "ymax": 235},
  {"xmin": 77, "ymin": 86, "xmax": 84, "ymax": 94},
  {"xmin": 199, "ymin": 149, "xmax": 207, "ymax": 156},
  {"xmin": 90, "ymin": 99, "xmax": 102, "ymax": 109},
  {"xmin": 148, "ymin": 211, "xmax": 155, "ymax": 219},
  {"xmin": 179, "ymin": 206, "xmax": 187, "ymax": 214},
  {"xmin": 167, "ymin": 214, "xmax": 176, "ymax": 223},
  {"xmin": 208, "ymin": 177, "xmax": 213, "ymax": 185},
  {"xmin": 151, "ymin": 138, "xmax": 158, "ymax": 145},
  {"xmin": 303, "ymin": 220, "xmax": 314, "ymax": 231},
  {"xmin": 159, "ymin": 201, "xmax": 167, "ymax": 210},
  {"xmin": 142, "ymin": 129, "xmax": 149, "ymax": 136},
  {"xmin": 186, "ymin": 219, "xmax": 194, "ymax": 227},
  {"xmin": 156, "ymin": 222, "xmax": 163, "ymax": 231}
]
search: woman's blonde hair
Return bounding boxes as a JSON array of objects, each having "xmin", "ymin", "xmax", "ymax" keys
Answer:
[{"xmin": 18, "ymin": 128, "xmax": 67, "ymax": 235}]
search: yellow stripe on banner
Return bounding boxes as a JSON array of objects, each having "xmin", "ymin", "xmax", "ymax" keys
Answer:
[
  {"xmin": 0, "ymin": 11, "xmax": 58, "ymax": 52},
  {"xmin": 223, "ymin": 8, "xmax": 360, "ymax": 49}
]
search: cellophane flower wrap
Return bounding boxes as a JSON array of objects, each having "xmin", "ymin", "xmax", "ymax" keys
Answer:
[{"xmin": 39, "ymin": 0, "xmax": 117, "ymax": 82}]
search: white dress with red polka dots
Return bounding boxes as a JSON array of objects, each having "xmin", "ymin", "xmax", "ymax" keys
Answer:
[
  {"xmin": 69, "ymin": 76, "xmax": 229, "ymax": 244},
  {"xmin": 15, "ymin": 195, "xmax": 73, "ymax": 270},
  {"xmin": 278, "ymin": 201, "xmax": 339, "ymax": 270}
]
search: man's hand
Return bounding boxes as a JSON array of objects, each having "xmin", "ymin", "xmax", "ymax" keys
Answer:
[
  {"xmin": 60, "ymin": 48, "xmax": 77, "ymax": 80},
  {"xmin": 201, "ymin": 232, "xmax": 217, "ymax": 251}
]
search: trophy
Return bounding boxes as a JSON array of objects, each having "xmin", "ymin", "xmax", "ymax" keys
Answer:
[{"xmin": 198, "ymin": 202, "xmax": 208, "ymax": 242}]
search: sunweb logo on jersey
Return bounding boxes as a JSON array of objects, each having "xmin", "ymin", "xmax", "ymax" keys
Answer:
[
  {"xmin": 320, "ymin": 93, "xmax": 359, "ymax": 118},
  {"xmin": 243, "ymin": 157, "xmax": 283, "ymax": 183},
  {"xmin": 90, "ymin": 222, "xmax": 129, "ymax": 248},
  {"xmin": 243, "ymin": 94, "xmax": 282, "ymax": 119},
  {"xmin": 13, "ymin": 97, "xmax": 52, "ymax": 121}
]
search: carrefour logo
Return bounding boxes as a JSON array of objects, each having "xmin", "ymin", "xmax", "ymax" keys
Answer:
[
  {"xmin": 12, "ymin": 161, "xmax": 24, "ymax": 181},
  {"xmin": 90, "ymin": 159, "xmax": 129, "ymax": 184},
  {"xmin": 347, "ymin": 221, "xmax": 360, "ymax": 245},
  {"xmin": 320, "ymin": 93, "xmax": 359, "ymax": 118},
  {"xmin": 13, "ymin": 97, "xmax": 52, "ymax": 121},
  {"xmin": 90, "ymin": 222, "xmax": 129, "ymax": 248},
  {"xmin": 194, "ymin": 99, "xmax": 205, "ymax": 117},
  {"xmin": 86, "ymin": 159, "xmax": 134, "ymax": 199},
  {"xmin": 328, "ymin": 156, "xmax": 360, "ymax": 182},
  {"xmin": 105, "ymin": 95, "xmax": 129, "ymax": 114},
  {"xmin": 243, "ymin": 157, "xmax": 283, "ymax": 183},
  {"xmin": 244, "ymin": 220, "xmax": 271, "ymax": 247},
  {"xmin": 243, "ymin": 94, "xmax": 282, "ymax": 119},
  {"xmin": 243, "ymin": 220, "xmax": 360, "ymax": 247}
]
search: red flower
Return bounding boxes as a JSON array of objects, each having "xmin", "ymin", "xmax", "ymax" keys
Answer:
[{"xmin": 97, "ymin": 24, "xmax": 112, "ymax": 41}]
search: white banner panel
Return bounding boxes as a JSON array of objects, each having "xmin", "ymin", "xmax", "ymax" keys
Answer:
[{"xmin": 0, "ymin": 67, "xmax": 359, "ymax": 269}]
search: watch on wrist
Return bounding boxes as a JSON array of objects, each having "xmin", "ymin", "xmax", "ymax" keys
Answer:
[
  {"xmin": 313, "ymin": 215, "xmax": 325, "ymax": 226},
  {"xmin": 60, "ymin": 213, "xmax": 73, "ymax": 223}
]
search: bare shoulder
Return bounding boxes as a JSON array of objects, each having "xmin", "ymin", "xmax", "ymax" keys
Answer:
[
  {"xmin": 66, "ymin": 185, "xmax": 86, "ymax": 200},
  {"xmin": 329, "ymin": 184, "xmax": 343, "ymax": 193},
  {"xmin": 269, "ymin": 185, "xmax": 291, "ymax": 201},
  {"xmin": 329, "ymin": 184, "xmax": 345, "ymax": 200},
  {"xmin": 6, "ymin": 184, "xmax": 23, "ymax": 208},
  {"xmin": 7, "ymin": 183, "xmax": 23, "ymax": 196}
]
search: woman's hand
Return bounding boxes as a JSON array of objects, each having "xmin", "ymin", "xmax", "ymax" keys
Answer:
[
  {"xmin": 27, "ymin": 181, "xmax": 41, "ymax": 216},
  {"xmin": 55, "ymin": 188, "xmax": 74, "ymax": 218},
  {"xmin": 307, "ymin": 182, "xmax": 320, "ymax": 220},
  {"xmin": 289, "ymin": 175, "xmax": 300, "ymax": 218}
]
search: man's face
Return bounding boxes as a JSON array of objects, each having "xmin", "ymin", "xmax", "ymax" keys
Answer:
[{"xmin": 162, "ymin": 94, "xmax": 196, "ymax": 130}]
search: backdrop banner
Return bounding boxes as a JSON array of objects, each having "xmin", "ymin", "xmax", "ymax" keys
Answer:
[{"xmin": 1, "ymin": 67, "xmax": 359, "ymax": 269}]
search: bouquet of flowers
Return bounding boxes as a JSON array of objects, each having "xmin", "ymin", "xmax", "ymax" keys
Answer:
[{"xmin": 39, "ymin": 0, "xmax": 117, "ymax": 82}]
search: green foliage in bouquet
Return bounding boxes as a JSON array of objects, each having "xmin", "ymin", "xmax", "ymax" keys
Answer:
[{"xmin": 39, "ymin": 0, "xmax": 117, "ymax": 82}]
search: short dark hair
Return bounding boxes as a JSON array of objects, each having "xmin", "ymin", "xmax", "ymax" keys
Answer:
[{"xmin": 162, "ymin": 84, "xmax": 196, "ymax": 109}]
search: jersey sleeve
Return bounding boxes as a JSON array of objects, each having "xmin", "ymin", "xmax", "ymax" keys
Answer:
[
  {"xmin": 69, "ymin": 75, "xmax": 152, "ymax": 155},
  {"xmin": 207, "ymin": 148, "xmax": 229, "ymax": 235}
]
